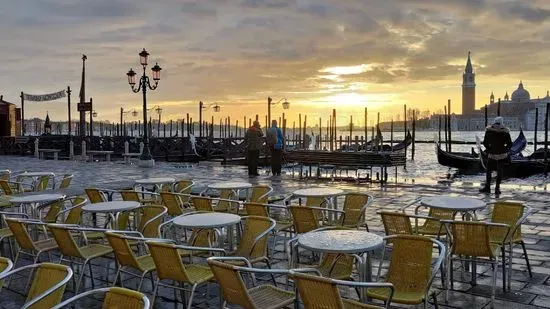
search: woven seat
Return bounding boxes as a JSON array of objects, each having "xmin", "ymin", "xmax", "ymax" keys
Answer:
[
  {"xmin": 6, "ymin": 218, "xmax": 58, "ymax": 265},
  {"xmin": 51, "ymin": 287, "xmax": 149, "ymax": 309},
  {"xmin": 147, "ymin": 241, "xmax": 214, "ymax": 308},
  {"xmin": 291, "ymin": 271, "xmax": 392, "ymax": 309},
  {"xmin": 208, "ymin": 258, "xmax": 295, "ymax": 309}
]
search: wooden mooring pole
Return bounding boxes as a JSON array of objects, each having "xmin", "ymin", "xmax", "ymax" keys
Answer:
[
  {"xmin": 411, "ymin": 109, "xmax": 416, "ymax": 160},
  {"xmin": 448, "ymin": 99, "xmax": 452, "ymax": 152},
  {"xmin": 534, "ymin": 107, "xmax": 538, "ymax": 152},
  {"xmin": 444, "ymin": 105, "xmax": 448, "ymax": 152},
  {"xmin": 545, "ymin": 103, "xmax": 549, "ymax": 176}
]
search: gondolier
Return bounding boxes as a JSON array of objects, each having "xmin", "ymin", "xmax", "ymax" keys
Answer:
[{"xmin": 480, "ymin": 116, "xmax": 512, "ymax": 195}]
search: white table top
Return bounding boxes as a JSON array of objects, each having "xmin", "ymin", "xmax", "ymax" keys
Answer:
[
  {"xmin": 298, "ymin": 230, "xmax": 383, "ymax": 254},
  {"xmin": 207, "ymin": 182, "xmax": 252, "ymax": 190},
  {"xmin": 18, "ymin": 172, "xmax": 55, "ymax": 177},
  {"xmin": 10, "ymin": 193, "xmax": 64, "ymax": 204},
  {"xmin": 173, "ymin": 212, "xmax": 241, "ymax": 229},
  {"xmin": 293, "ymin": 187, "xmax": 344, "ymax": 197},
  {"xmin": 135, "ymin": 177, "xmax": 176, "ymax": 185},
  {"xmin": 87, "ymin": 150, "xmax": 114, "ymax": 154},
  {"xmin": 421, "ymin": 196, "xmax": 486, "ymax": 211},
  {"xmin": 82, "ymin": 201, "xmax": 140, "ymax": 213}
]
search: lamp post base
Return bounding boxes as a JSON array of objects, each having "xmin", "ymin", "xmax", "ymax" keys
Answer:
[{"xmin": 138, "ymin": 158, "xmax": 155, "ymax": 168}]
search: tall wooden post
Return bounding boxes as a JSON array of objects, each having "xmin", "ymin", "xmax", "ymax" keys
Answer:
[
  {"xmin": 364, "ymin": 108, "xmax": 368, "ymax": 149},
  {"xmin": 438, "ymin": 115, "xmax": 441, "ymax": 143},
  {"xmin": 332, "ymin": 109, "xmax": 336, "ymax": 151},
  {"xmin": 484, "ymin": 104, "xmax": 488, "ymax": 128},
  {"xmin": 319, "ymin": 117, "xmax": 322, "ymax": 150},
  {"xmin": 349, "ymin": 115, "xmax": 353, "ymax": 146},
  {"xmin": 497, "ymin": 98, "xmax": 501, "ymax": 116},
  {"xmin": 390, "ymin": 118, "xmax": 394, "ymax": 150},
  {"xmin": 303, "ymin": 115, "xmax": 307, "ymax": 149},
  {"xmin": 444, "ymin": 106, "xmax": 448, "ymax": 152},
  {"xmin": 544, "ymin": 103, "xmax": 549, "ymax": 174},
  {"xmin": 534, "ymin": 107, "xmax": 538, "ymax": 152},
  {"xmin": 412, "ymin": 109, "xmax": 416, "ymax": 160},
  {"xmin": 298, "ymin": 114, "xmax": 302, "ymax": 149},
  {"xmin": 67, "ymin": 86, "xmax": 71, "ymax": 136},
  {"xmin": 448, "ymin": 99, "xmax": 452, "ymax": 152}
]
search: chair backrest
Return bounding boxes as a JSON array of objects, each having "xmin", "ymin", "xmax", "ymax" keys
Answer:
[
  {"xmin": 105, "ymin": 232, "xmax": 142, "ymax": 269},
  {"xmin": 26, "ymin": 263, "xmax": 71, "ymax": 308},
  {"xmin": 207, "ymin": 259, "xmax": 254, "ymax": 308},
  {"xmin": 289, "ymin": 206, "xmax": 321, "ymax": 234},
  {"xmin": 85, "ymin": 188, "xmax": 106, "ymax": 203},
  {"xmin": 384, "ymin": 235, "xmax": 433, "ymax": 297},
  {"xmin": 449, "ymin": 221, "xmax": 495, "ymax": 258},
  {"xmin": 380, "ymin": 212, "xmax": 413, "ymax": 236},
  {"xmin": 102, "ymin": 287, "xmax": 149, "ymax": 309},
  {"xmin": 191, "ymin": 196, "xmax": 215, "ymax": 212},
  {"xmin": 292, "ymin": 271, "xmax": 346, "ymax": 309},
  {"xmin": 305, "ymin": 196, "xmax": 326, "ymax": 207},
  {"xmin": 42, "ymin": 200, "xmax": 64, "ymax": 223},
  {"xmin": 341, "ymin": 193, "xmax": 372, "ymax": 226},
  {"xmin": 188, "ymin": 229, "xmax": 217, "ymax": 247},
  {"xmin": 36, "ymin": 176, "xmax": 50, "ymax": 192},
  {"xmin": 0, "ymin": 171, "xmax": 9, "ymax": 181},
  {"xmin": 244, "ymin": 202, "xmax": 269, "ymax": 217},
  {"xmin": 160, "ymin": 192, "xmax": 185, "ymax": 217},
  {"xmin": 175, "ymin": 180, "xmax": 193, "ymax": 194},
  {"xmin": 234, "ymin": 216, "xmax": 274, "ymax": 259},
  {"xmin": 491, "ymin": 201, "xmax": 525, "ymax": 241},
  {"xmin": 421, "ymin": 208, "xmax": 455, "ymax": 233},
  {"xmin": 0, "ymin": 180, "xmax": 14, "ymax": 195},
  {"xmin": 59, "ymin": 174, "xmax": 73, "ymax": 189},
  {"xmin": 5, "ymin": 218, "xmax": 35, "ymax": 250},
  {"xmin": 138, "ymin": 205, "xmax": 166, "ymax": 238},
  {"xmin": 318, "ymin": 253, "xmax": 354, "ymax": 279},
  {"xmin": 120, "ymin": 190, "xmax": 141, "ymax": 202},
  {"xmin": 249, "ymin": 185, "xmax": 272, "ymax": 203},
  {"xmin": 64, "ymin": 197, "xmax": 87, "ymax": 225},
  {"xmin": 146, "ymin": 241, "xmax": 194, "ymax": 283},
  {"xmin": 216, "ymin": 189, "xmax": 237, "ymax": 212},
  {"xmin": 48, "ymin": 225, "xmax": 83, "ymax": 258}
]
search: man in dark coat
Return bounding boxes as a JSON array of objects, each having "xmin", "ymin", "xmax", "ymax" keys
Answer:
[
  {"xmin": 244, "ymin": 120, "xmax": 263, "ymax": 176},
  {"xmin": 480, "ymin": 116, "xmax": 512, "ymax": 195},
  {"xmin": 266, "ymin": 120, "xmax": 284, "ymax": 176}
]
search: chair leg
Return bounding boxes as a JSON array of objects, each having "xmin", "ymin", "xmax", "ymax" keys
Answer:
[
  {"xmin": 501, "ymin": 247, "xmax": 506, "ymax": 292},
  {"xmin": 491, "ymin": 260, "xmax": 496, "ymax": 309},
  {"xmin": 265, "ymin": 259, "xmax": 277, "ymax": 285},
  {"xmin": 113, "ymin": 267, "xmax": 121, "ymax": 287},
  {"xmin": 88, "ymin": 261, "xmax": 95, "ymax": 289},
  {"xmin": 520, "ymin": 241, "xmax": 533, "ymax": 277},
  {"xmin": 137, "ymin": 272, "xmax": 147, "ymax": 292},
  {"xmin": 187, "ymin": 284, "xmax": 198, "ymax": 309},
  {"xmin": 75, "ymin": 261, "xmax": 87, "ymax": 294},
  {"xmin": 151, "ymin": 278, "xmax": 160, "ymax": 308}
]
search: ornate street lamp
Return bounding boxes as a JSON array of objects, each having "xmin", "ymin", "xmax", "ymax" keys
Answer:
[
  {"xmin": 92, "ymin": 110, "xmax": 98, "ymax": 118},
  {"xmin": 199, "ymin": 101, "xmax": 221, "ymax": 136},
  {"xmin": 268, "ymin": 97, "xmax": 290, "ymax": 124},
  {"xmin": 126, "ymin": 48, "xmax": 162, "ymax": 167}
]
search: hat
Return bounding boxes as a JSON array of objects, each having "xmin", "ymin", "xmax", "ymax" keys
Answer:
[{"xmin": 492, "ymin": 116, "xmax": 503, "ymax": 125}]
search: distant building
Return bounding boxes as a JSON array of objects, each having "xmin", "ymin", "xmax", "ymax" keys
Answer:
[
  {"xmin": 431, "ymin": 53, "xmax": 549, "ymax": 131},
  {"xmin": 0, "ymin": 95, "xmax": 20, "ymax": 136}
]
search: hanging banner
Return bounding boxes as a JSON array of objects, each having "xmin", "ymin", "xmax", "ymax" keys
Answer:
[{"xmin": 23, "ymin": 90, "xmax": 66, "ymax": 102}]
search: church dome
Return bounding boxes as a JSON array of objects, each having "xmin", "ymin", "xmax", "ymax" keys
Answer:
[{"xmin": 511, "ymin": 81, "xmax": 530, "ymax": 103}]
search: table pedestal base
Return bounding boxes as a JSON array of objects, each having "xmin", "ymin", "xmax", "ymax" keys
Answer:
[{"xmin": 138, "ymin": 159, "xmax": 155, "ymax": 168}]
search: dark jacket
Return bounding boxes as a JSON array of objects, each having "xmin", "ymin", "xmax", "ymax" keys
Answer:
[
  {"xmin": 483, "ymin": 124, "xmax": 512, "ymax": 159},
  {"xmin": 244, "ymin": 126, "xmax": 264, "ymax": 151}
]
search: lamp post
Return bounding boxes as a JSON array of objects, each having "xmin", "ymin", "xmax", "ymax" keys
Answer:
[
  {"xmin": 146, "ymin": 106, "xmax": 162, "ymax": 137},
  {"xmin": 120, "ymin": 107, "xmax": 138, "ymax": 136},
  {"xmin": 126, "ymin": 48, "xmax": 162, "ymax": 167},
  {"xmin": 199, "ymin": 101, "xmax": 221, "ymax": 137},
  {"xmin": 267, "ymin": 97, "xmax": 290, "ymax": 124}
]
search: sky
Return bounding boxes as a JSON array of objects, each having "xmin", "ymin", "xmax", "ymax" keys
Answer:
[{"xmin": 1, "ymin": 0, "xmax": 550, "ymax": 126}]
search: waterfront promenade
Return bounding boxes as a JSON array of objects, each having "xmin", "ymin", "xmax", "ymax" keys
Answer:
[{"xmin": 0, "ymin": 155, "xmax": 549, "ymax": 308}]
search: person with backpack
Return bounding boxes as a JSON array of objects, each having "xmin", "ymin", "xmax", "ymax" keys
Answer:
[{"xmin": 266, "ymin": 120, "xmax": 284, "ymax": 176}]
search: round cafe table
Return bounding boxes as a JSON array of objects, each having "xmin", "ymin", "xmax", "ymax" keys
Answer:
[
  {"xmin": 135, "ymin": 177, "xmax": 176, "ymax": 192},
  {"xmin": 421, "ymin": 196, "xmax": 486, "ymax": 219},
  {"xmin": 82, "ymin": 201, "xmax": 141, "ymax": 229},
  {"xmin": 297, "ymin": 229, "xmax": 383, "ymax": 300},
  {"xmin": 173, "ymin": 212, "xmax": 242, "ymax": 249},
  {"xmin": 10, "ymin": 193, "xmax": 65, "ymax": 219}
]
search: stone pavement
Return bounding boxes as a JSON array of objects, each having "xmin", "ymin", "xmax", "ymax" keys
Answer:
[{"xmin": 0, "ymin": 156, "xmax": 549, "ymax": 308}]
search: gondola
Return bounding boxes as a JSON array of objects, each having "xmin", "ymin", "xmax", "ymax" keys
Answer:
[
  {"xmin": 436, "ymin": 129, "xmax": 527, "ymax": 173},
  {"xmin": 341, "ymin": 130, "xmax": 412, "ymax": 152}
]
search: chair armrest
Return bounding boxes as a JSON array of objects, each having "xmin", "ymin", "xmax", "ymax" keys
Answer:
[
  {"xmin": 398, "ymin": 197, "xmax": 421, "ymax": 212},
  {"xmin": 174, "ymin": 244, "xmax": 227, "ymax": 255},
  {"xmin": 208, "ymin": 256, "xmax": 251, "ymax": 267}
]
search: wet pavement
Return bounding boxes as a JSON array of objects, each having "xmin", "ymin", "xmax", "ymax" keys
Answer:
[{"xmin": 0, "ymin": 155, "xmax": 549, "ymax": 308}]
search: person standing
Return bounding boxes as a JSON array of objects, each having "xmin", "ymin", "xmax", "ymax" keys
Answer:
[
  {"xmin": 267, "ymin": 120, "xmax": 284, "ymax": 176},
  {"xmin": 244, "ymin": 120, "xmax": 263, "ymax": 176},
  {"xmin": 480, "ymin": 116, "xmax": 512, "ymax": 195}
]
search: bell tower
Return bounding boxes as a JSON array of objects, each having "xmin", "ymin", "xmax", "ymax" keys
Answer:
[{"xmin": 462, "ymin": 51, "xmax": 476, "ymax": 115}]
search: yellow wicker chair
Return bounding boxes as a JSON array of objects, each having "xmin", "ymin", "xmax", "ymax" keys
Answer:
[
  {"xmin": 443, "ymin": 220, "xmax": 508, "ymax": 308},
  {"xmin": 292, "ymin": 271, "xmax": 394, "ymax": 309},
  {"xmin": 57, "ymin": 174, "xmax": 73, "ymax": 189},
  {"xmin": 229, "ymin": 216, "xmax": 276, "ymax": 268},
  {"xmin": 136, "ymin": 205, "xmax": 167, "ymax": 238},
  {"xmin": 53, "ymin": 197, "xmax": 88, "ymax": 225},
  {"xmin": 52, "ymin": 287, "xmax": 150, "ymax": 309},
  {"xmin": 0, "ymin": 195, "xmax": 12, "ymax": 208},
  {"xmin": 208, "ymin": 257, "xmax": 296, "ymax": 309},
  {"xmin": 215, "ymin": 189, "xmax": 239, "ymax": 212},
  {"xmin": 0, "ymin": 257, "xmax": 13, "ymax": 289},
  {"xmin": 48, "ymin": 224, "xmax": 113, "ymax": 293},
  {"xmin": 147, "ymin": 241, "xmax": 215, "ymax": 308},
  {"xmin": 368, "ymin": 235, "xmax": 445, "ymax": 309},
  {"xmin": 85, "ymin": 188, "xmax": 107, "ymax": 203},
  {"xmin": 35, "ymin": 176, "xmax": 51, "ymax": 192},
  {"xmin": 174, "ymin": 179, "xmax": 194, "ymax": 197},
  {"xmin": 105, "ymin": 231, "xmax": 159, "ymax": 292},
  {"xmin": 249, "ymin": 185, "xmax": 273, "ymax": 203},
  {"xmin": 0, "ymin": 170, "xmax": 9, "ymax": 181},
  {"xmin": 0, "ymin": 180, "xmax": 23, "ymax": 195},
  {"xmin": 488, "ymin": 201, "xmax": 533, "ymax": 290},
  {"xmin": 0, "ymin": 262, "xmax": 72, "ymax": 309},
  {"xmin": 0, "ymin": 211, "xmax": 29, "ymax": 260},
  {"xmin": 244, "ymin": 202, "xmax": 293, "ymax": 253},
  {"xmin": 334, "ymin": 193, "xmax": 373, "ymax": 230},
  {"xmin": 191, "ymin": 196, "xmax": 216, "ymax": 212},
  {"xmin": 160, "ymin": 192, "xmax": 187, "ymax": 216},
  {"xmin": 5, "ymin": 218, "xmax": 58, "ymax": 265},
  {"xmin": 120, "ymin": 189, "xmax": 159, "ymax": 205}
]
